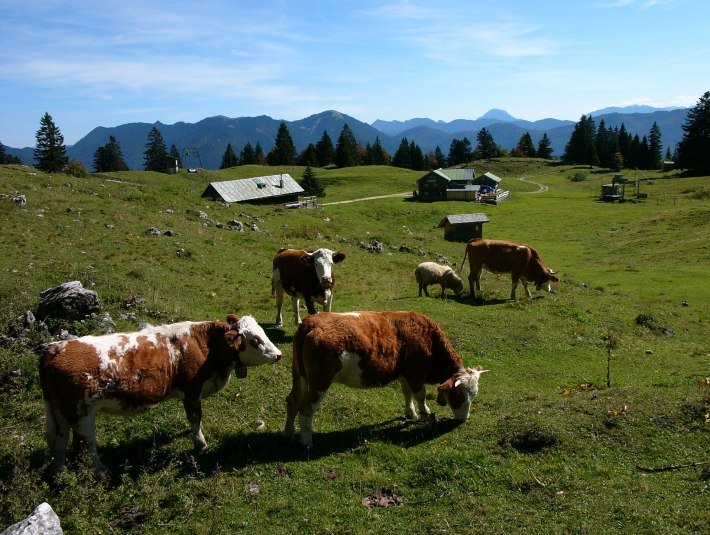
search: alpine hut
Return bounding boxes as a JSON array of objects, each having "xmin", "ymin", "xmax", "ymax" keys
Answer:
[{"xmin": 201, "ymin": 174, "xmax": 304, "ymax": 205}]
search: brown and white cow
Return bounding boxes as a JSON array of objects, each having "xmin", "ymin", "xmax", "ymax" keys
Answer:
[
  {"xmin": 39, "ymin": 314, "xmax": 281, "ymax": 476},
  {"xmin": 272, "ymin": 247, "xmax": 346, "ymax": 326},
  {"xmin": 462, "ymin": 238, "xmax": 559, "ymax": 300},
  {"xmin": 283, "ymin": 311, "xmax": 488, "ymax": 448}
]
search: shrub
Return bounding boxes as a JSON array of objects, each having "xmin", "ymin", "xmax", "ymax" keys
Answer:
[{"xmin": 569, "ymin": 171, "xmax": 587, "ymax": 182}]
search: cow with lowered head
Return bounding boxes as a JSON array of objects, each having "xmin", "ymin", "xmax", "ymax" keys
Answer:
[
  {"xmin": 462, "ymin": 237, "xmax": 559, "ymax": 300},
  {"xmin": 272, "ymin": 247, "xmax": 346, "ymax": 326},
  {"xmin": 39, "ymin": 314, "xmax": 282, "ymax": 476},
  {"xmin": 283, "ymin": 311, "xmax": 488, "ymax": 449}
]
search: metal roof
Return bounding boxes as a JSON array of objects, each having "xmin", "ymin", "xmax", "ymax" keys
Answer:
[
  {"xmin": 202, "ymin": 174, "xmax": 304, "ymax": 203},
  {"xmin": 479, "ymin": 172, "xmax": 502, "ymax": 183},
  {"xmin": 437, "ymin": 213, "xmax": 490, "ymax": 227},
  {"xmin": 432, "ymin": 168, "xmax": 476, "ymax": 182}
]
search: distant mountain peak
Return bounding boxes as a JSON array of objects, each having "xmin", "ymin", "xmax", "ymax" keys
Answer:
[{"xmin": 479, "ymin": 109, "xmax": 517, "ymax": 122}]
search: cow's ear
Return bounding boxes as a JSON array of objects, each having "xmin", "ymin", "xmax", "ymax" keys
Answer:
[
  {"xmin": 226, "ymin": 314, "xmax": 240, "ymax": 326},
  {"xmin": 225, "ymin": 330, "xmax": 242, "ymax": 346},
  {"xmin": 333, "ymin": 252, "xmax": 346, "ymax": 263},
  {"xmin": 436, "ymin": 379, "xmax": 453, "ymax": 406}
]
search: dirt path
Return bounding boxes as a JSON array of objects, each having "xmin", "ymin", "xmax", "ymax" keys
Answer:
[
  {"xmin": 321, "ymin": 192, "xmax": 412, "ymax": 206},
  {"xmin": 516, "ymin": 176, "xmax": 548, "ymax": 193}
]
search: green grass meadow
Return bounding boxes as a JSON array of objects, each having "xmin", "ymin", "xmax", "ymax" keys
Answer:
[{"xmin": 0, "ymin": 161, "xmax": 708, "ymax": 533}]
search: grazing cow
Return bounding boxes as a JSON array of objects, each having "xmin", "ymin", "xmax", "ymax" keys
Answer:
[
  {"xmin": 283, "ymin": 311, "xmax": 488, "ymax": 448},
  {"xmin": 39, "ymin": 314, "xmax": 281, "ymax": 476},
  {"xmin": 272, "ymin": 247, "xmax": 346, "ymax": 326},
  {"xmin": 414, "ymin": 261, "xmax": 464, "ymax": 298},
  {"xmin": 462, "ymin": 238, "xmax": 559, "ymax": 300}
]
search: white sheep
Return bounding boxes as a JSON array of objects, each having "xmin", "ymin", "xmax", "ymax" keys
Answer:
[{"xmin": 414, "ymin": 261, "xmax": 464, "ymax": 298}]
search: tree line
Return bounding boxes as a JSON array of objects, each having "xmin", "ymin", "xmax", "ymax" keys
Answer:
[{"xmin": 8, "ymin": 91, "xmax": 710, "ymax": 176}]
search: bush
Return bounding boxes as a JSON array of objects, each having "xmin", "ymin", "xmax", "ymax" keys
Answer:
[
  {"xmin": 569, "ymin": 171, "xmax": 587, "ymax": 182},
  {"xmin": 64, "ymin": 159, "xmax": 89, "ymax": 178}
]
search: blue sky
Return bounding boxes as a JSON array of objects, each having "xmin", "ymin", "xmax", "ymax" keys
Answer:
[{"xmin": 1, "ymin": 0, "xmax": 707, "ymax": 147}]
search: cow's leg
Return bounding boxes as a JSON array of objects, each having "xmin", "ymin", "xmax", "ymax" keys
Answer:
[
  {"xmin": 423, "ymin": 284, "xmax": 430, "ymax": 297},
  {"xmin": 323, "ymin": 289, "xmax": 333, "ymax": 312},
  {"xmin": 521, "ymin": 277, "xmax": 532, "ymax": 298},
  {"xmin": 412, "ymin": 384, "xmax": 433, "ymax": 421},
  {"xmin": 73, "ymin": 413, "xmax": 105, "ymax": 475},
  {"xmin": 274, "ymin": 284, "xmax": 285, "ymax": 327},
  {"xmin": 291, "ymin": 296, "xmax": 302, "ymax": 324},
  {"xmin": 284, "ymin": 373, "xmax": 306, "ymax": 439},
  {"xmin": 510, "ymin": 275, "xmax": 520, "ymax": 300},
  {"xmin": 304, "ymin": 297, "xmax": 318, "ymax": 316},
  {"xmin": 45, "ymin": 403, "xmax": 70, "ymax": 477},
  {"xmin": 417, "ymin": 282, "xmax": 423, "ymax": 297},
  {"xmin": 298, "ymin": 386, "xmax": 328, "ymax": 449},
  {"xmin": 399, "ymin": 378, "xmax": 418, "ymax": 419},
  {"xmin": 183, "ymin": 395, "xmax": 208, "ymax": 452}
]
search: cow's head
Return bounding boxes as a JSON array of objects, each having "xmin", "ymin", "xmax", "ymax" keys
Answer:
[
  {"xmin": 302, "ymin": 248, "xmax": 346, "ymax": 289},
  {"xmin": 535, "ymin": 268, "xmax": 560, "ymax": 293},
  {"xmin": 436, "ymin": 366, "xmax": 488, "ymax": 420},
  {"xmin": 225, "ymin": 315, "xmax": 282, "ymax": 369}
]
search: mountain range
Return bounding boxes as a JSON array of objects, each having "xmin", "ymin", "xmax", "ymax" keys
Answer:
[{"xmin": 5, "ymin": 106, "xmax": 689, "ymax": 170}]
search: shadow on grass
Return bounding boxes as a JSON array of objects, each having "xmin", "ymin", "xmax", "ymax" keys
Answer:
[{"xmin": 38, "ymin": 415, "xmax": 466, "ymax": 483}]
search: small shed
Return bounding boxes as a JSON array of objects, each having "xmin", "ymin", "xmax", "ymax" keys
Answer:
[
  {"xmin": 437, "ymin": 213, "xmax": 489, "ymax": 242},
  {"xmin": 473, "ymin": 172, "xmax": 502, "ymax": 189},
  {"xmin": 201, "ymin": 174, "xmax": 305, "ymax": 205}
]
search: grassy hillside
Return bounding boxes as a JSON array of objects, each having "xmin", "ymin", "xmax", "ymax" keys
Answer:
[{"xmin": 0, "ymin": 161, "xmax": 707, "ymax": 534}]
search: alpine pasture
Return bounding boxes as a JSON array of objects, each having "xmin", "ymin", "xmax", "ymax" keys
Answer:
[{"xmin": 0, "ymin": 160, "xmax": 707, "ymax": 533}]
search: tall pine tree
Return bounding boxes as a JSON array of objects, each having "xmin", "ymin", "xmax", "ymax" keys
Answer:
[
  {"xmin": 334, "ymin": 124, "xmax": 360, "ymax": 167},
  {"xmin": 93, "ymin": 135, "xmax": 128, "ymax": 172},
  {"xmin": 143, "ymin": 127, "xmax": 168, "ymax": 172},
  {"xmin": 475, "ymin": 128, "xmax": 498, "ymax": 161},
  {"xmin": 268, "ymin": 122, "xmax": 296, "ymax": 165},
  {"xmin": 300, "ymin": 165, "xmax": 326, "ymax": 197},
  {"xmin": 315, "ymin": 130, "xmax": 335, "ymax": 167},
  {"xmin": 239, "ymin": 142, "xmax": 257, "ymax": 165},
  {"xmin": 220, "ymin": 143, "xmax": 238, "ymax": 169},
  {"xmin": 676, "ymin": 91, "xmax": 710, "ymax": 174},
  {"xmin": 34, "ymin": 112, "xmax": 69, "ymax": 172},
  {"xmin": 536, "ymin": 133, "xmax": 554, "ymax": 159},
  {"xmin": 648, "ymin": 122, "xmax": 663, "ymax": 170}
]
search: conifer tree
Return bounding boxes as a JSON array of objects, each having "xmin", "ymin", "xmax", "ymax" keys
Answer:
[
  {"xmin": 676, "ymin": 91, "xmax": 710, "ymax": 174},
  {"xmin": 563, "ymin": 115, "xmax": 598, "ymax": 166},
  {"xmin": 315, "ymin": 130, "xmax": 335, "ymax": 167},
  {"xmin": 392, "ymin": 137, "xmax": 412, "ymax": 169},
  {"xmin": 298, "ymin": 144, "xmax": 318, "ymax": 166},
  {"xmin": 334, "ymin": 124, "xmax": 360, "ymax": 167},
  {"xmin": 648, "ymin": 122, "xmax": 663, "ymax": 169},
  {"xmin": 300, "ymin": 165, "xmax": 326, "ymax": 197},
  {"xmin": 169, "ymin": 144, "xmax": 183, "ymax": 169},
  {"xmin": 254, "ymin": 142, "xmax": 266, "ymax": 165},
  {"xmin": 475, "ymin": 128, "xmax": 498, "ymax": 161},
  {"xmin": 143, "ymin": 126, "xmax": 168, "ymax": 172},
  {"xmin": 447, "ymin": 138, "xmax": 472, "ymax": 165},
  {"xmin": 239, "ymin": 142, "xmax": 257, "ymax": 165},
  {"xmin": 536, "ymin": 133, "xmax": 554, "ymax": 159},
  {"xmin": 220, "ymin": 143, "xmax": 238, "ymax": 169},
  {"xmin": 0, "ymin": 140, "xmax": 22, "ymax": 164},
  {"xmin": 427, "ymin": 146, "xmax": 446, "ymax": 169},
  {"xmin": 365, "ymin": 136, "xmax": 390, "ymax": 165},
  {"xmin": 34, "ymin": 112, "xmax": 69, "ymax": 172},
  {"xmin": 268, "ymin": 122, "xmax": 296, "ymax": 165},
  {"xmin": 513, "ymin": 132, "xmax": 536, "ymax": 157},
  {"xmin": 93, "ymin": 135, "xmax": 128, "ymax": 172},
  {"xmin": 409, "ymin": 140, "xmax": 425, "ymax": 170}
]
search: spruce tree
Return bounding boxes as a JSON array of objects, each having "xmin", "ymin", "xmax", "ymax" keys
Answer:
[
  {"xmin": 536, "ymin": 133, "xmax": 554, "ymax": 159},
  {"xmin": 334, "ymin": 124, "xmax": 360, "ymax": 167},
  {"xmin": 298, "ymin": 144, "xmax": 318, "ymax": 166},
  {"xmin": 93, "ymin": 135, "xmax": 128, "ymax": 172},
  {"xmin": 677, "ymin": 91, "xmax": 710, "ymax": 174},
  {"xmin": 300, "ymin": 165, "xmax": 326, "ymax": 197},
  {"xmin": 239, "ymin": 142, "xmax": 257, "ymax": 165},
  {"xmin": 315, "ymin": 131, "xmax": 335, "ymax": 167},
  {"xmin": 143, "ymin": 127, "xmax": 168, "ymax": 172},
  {"xmin": 169, "ymin": 144, "xmax": 183, "ymax": 169},
  {"xmin": 254, "ymin": 142, "xmax": 266, "ymax": 165},
  {"xmin": 392, "ymin": 137, "xmax": 412, "ymax": 169},
  {"xmin": 648, "ymin": 122, "xmax": 663, "ymax": 170},
  {"xmin": 409, "ymin": 140, "xmax": 425, "ymax": 170},
  {"xmin": 220, "ymin": 143, "xmax": 238, "ymax": 169},
  {"xmin": 514, "ymin": 132, "xmax": 536, "ymax": 157},
  {"xmin": 0, "ymin": 141, "xmax": 22, "ymax": 164},
  {"xmin": 563, "ymin": 115, "xmax": 598, "ymax": 166},
  {"xmin": 447, "ymin": 138, "xmax": 472, "ymax": 165},
  {"xmin": 475, "ymin": 128, "xmax": 498, "ymax": 161},
  {"xmin": 268, "ymin": 122, "xmax": 296, "ymax": 165},
  {"xmin": 34, "ymin": 112, "xmax": 69, "ymax": 172}
]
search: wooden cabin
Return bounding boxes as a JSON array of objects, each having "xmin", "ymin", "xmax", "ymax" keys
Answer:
[{"xmin": 437, "ymin": 213, "xmax": 489, "ymax": 242}]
